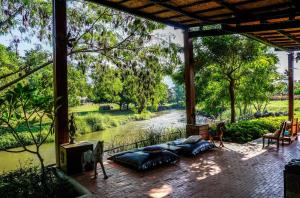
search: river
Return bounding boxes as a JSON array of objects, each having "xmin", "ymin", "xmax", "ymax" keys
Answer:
[{"xmin": 0, "ymin": 110, "xmax": 208, "ymax": 173}]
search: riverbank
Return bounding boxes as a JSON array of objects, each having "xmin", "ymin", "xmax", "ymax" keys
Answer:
[
  {"xmin": 0, "ymin": 110, "xmax": 186, "ymax": 172},
  {"xmin": 0, "ymin": 104, "xmax": 156, "ymax": 150}
]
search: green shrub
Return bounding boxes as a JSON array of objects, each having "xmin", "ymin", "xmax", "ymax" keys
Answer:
[
  {"xmin": 224, "ymin": 116, "xmax": 286, "ymax": 143},
  {"xmin": 0, "ymin": 166, "xmax": 78, "ymax": 198}
]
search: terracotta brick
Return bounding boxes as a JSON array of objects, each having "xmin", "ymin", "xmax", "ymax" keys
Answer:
[{"xmin": 74, "ymin": 138, "xmax": 300, "ymax": 198}]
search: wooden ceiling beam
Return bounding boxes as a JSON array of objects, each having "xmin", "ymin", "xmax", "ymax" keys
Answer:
[
  {"xmin": 188, "ymin": 29, "xmax": 232, "ymax": 37},
  {"xmin": 88, "ymin": 0, "xmax": 188, "ymax": 29},
  {"xmin": 223, "ymin": 20, "xmax": 300, "ymax": 33},
  {"xmin": 150, "ymin": 0, "xmax": 215, "ymax": 24},
  {"xmin": 277, "ymin": 30, "xmax": 300, "ymax": 43}
]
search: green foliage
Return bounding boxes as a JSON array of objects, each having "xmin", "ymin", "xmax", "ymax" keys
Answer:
[
  {"xmin": 0, "ymin": 83, "xmax": 55, "ymax": 174},
  {"xmin": 75, "ymin": 111, "xmax": 154, "ymax": 134},
  {"xmin": 1, "ymin": 1, "xmax": 180, "ymax": 111},
  {"xmin": 0, "ymin": 166, "xmax": 78, "ymax": 198},
  {"xmin": 173, "ymin": 35, "xmax": 280, "ymax": 122},
  {"xmin": 106, "ymin": 127, "xmax": 185, "ymax": 153},
  {"xmin": 294, "ymin": 88, "xmax": 300, "ymax": 95},
  {"xmin": 224, "ymin": 116, "xmax": 286, "ymax": 143}
]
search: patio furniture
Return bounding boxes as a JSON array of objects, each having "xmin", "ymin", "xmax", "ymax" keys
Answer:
[
  {"xmin": 186, "ymin": 124, "xmax": 210, "ymax": 139},
  {"xmin": 281, "ymin": 118, "xmax": 299, "ymax": 145},
  {"xmin": 156, "ymin": 143, "xmax": 182, "ymax": 155},
  {"xmin": 262, "ymin": 121, "xmax": 287, "ymax": 149},
  {"xmin": 108, "ymin": 146, "xmax": 179, "ymax": 171},
  {"xmin": 60, "ymin": 141, "xmax": 93, "ymax": 175},
  {"xmin": 169, "ymin": 139, "xmax": 216, "ymax": 156}
]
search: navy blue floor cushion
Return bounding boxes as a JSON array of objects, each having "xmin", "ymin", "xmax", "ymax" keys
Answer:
[
  {"xmin": 170, "ymin": 139, "xmax": 216, "ymax": 156},
  {"xmin": 108, "ymin": 148, "xmax": 179, "ymax": 171}
]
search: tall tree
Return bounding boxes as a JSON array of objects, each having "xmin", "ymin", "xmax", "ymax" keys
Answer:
[{"xmin": 194, "ymin": 35, "xmax": 277, "ymax": 123}]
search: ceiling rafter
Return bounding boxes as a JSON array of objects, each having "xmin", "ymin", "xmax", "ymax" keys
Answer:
[
  {"xmin": 89, "ymin": 0, "xmax": 188, "ymax": 29},
  {"xmin": 277, "ymin": 30, "xmax": 300, "ymax": 43},
  {"xmin": 150, "ymin": 0, "xmax": 215, "ymax": 25}
]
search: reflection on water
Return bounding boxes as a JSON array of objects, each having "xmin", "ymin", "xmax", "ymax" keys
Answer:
[{"xmin": 0, "ymin": 110, "xmax": 207, "ymax": 172}]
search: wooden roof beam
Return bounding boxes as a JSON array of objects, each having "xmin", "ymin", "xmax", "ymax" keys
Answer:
[
  {"xmin": 223, "ymin": 20, "xmax": 300, "ymax": 33},
  {"xmin": 188, "ymin": 29, "xmax": 232, "ymax": 38},
  {"xmin": 88, "ymin": 0, "xmax": 188, "ymax": 29},
  {"xmin": 150, "ymin": 0, "xmax": 215, "ymax": 25},
  {"xmin": 190, "ymin": 3, "xmax": 296, "ymax": 26},
  {"xmin": 277, "ymin": 30, "xmax": 300, "ymax": 43}
]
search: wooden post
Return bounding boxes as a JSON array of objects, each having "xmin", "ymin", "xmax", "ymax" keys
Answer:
[
  {"xmin": 288, "ymin": 52, "xmax": 294, "ymax": 121},
  {"xmin": 53, "ymin": 0, "xmax": 69, "ymax": 167},
  {"xmin": 184, "ymin": 30, "xmax": 196, "ymax": 137}
]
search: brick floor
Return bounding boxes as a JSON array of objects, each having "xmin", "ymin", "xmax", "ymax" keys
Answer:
[{"xmin": 74, "ymin": 138, "xmax": 300, "ymax": 198}]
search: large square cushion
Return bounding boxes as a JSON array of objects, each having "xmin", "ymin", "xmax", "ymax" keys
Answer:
[
  {"xmin": 170, "ymin": 139, "xmax": 215, "ymax": 156},
  {"xmin": 108, "ymin": 149, "xmax": 179, "ymax": 171}
]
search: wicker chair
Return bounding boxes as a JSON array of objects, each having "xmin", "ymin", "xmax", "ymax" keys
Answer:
[{"xmin": 262, "ymin": 121, "xmax": 287, "ymax": 149}]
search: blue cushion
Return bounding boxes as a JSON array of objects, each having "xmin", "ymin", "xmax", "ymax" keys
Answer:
[
  {"xmin": 176, "ymin": 140, "xmax": 215, "ymax": 156},
  {"xmin": 109, "ymin": 150, "xmax": 179, "ymax": 170},
  {"xmin": 143, "ymin": 146, "xmax": 163, "ymax": 153}
]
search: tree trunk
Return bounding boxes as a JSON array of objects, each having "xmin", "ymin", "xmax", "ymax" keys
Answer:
[
  {"xmin": 229, "ymin": 80, "xmax": 236, "ymax": 123},
  {"xmin": 138, "ymin": 98, "xmax": 145, "ymax": 114},
  {"xmin": 36, "ymin": 148, "xmax": 46, "ymax": 184}
]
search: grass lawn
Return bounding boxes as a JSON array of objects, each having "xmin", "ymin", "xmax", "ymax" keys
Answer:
[{"xmin": 265, "ymin": 100, "xmax": 300, "ymax": 112}]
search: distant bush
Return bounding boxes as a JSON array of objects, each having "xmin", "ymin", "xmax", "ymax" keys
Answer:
[
  {"xmin": 0, "ymin": 130, "xmax": 54, "ymax": 150},
  {"xmin": 75, "ymin": 111, "xmax": 154, "ymax": 134},
  {"xmin": 224, "ymin": 116, "xmax": 286, "ymax": 143}
]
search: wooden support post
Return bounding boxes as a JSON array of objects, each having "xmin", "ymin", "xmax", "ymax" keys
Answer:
[
  {"xmin": 288, "ymin": 52, "xmax": 294, "ymax": 121},
  {"xmin": 53, "ymin": 0, "xmax": 69, "ymax": 167},
  {"xmin": 184, "ymin": 31, "xmax": 196, "ymax": 137}
]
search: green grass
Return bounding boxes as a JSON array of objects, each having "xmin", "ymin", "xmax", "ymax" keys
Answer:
[{"xmin": 265, "ymin": 100, "xmax": 300, "ymax": 112}]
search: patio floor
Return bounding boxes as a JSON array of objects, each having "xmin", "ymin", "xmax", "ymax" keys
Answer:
[{"xmin": 74, "ymin": 138, "xmax": 300, "ymax": 198}]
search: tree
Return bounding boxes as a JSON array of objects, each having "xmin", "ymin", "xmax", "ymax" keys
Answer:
[
  {"xmin": 0, "ymin": 1, "xmax": 172, "ymax": 92},
  {"xmin": 193, "ymin": 35, "xmax": 277, "ymax": 123},
  {"xmin": 237, "ymin": 54, "xmax": 280, "ymax": 114}
]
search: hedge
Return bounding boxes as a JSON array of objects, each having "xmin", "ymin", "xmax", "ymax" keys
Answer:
[{"xmin": 223, "ymin": 116, "xmax": 286, "ymax": 143}]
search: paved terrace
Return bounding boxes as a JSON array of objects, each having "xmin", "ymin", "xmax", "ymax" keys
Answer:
[{"xmin": 74, "ymin": 139, "xmax": 300, "ymax": 198}]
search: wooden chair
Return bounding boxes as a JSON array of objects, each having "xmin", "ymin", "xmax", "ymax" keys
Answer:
[
  {"xmin": 209, "ymin": 122, "xmax": 226, "ymax": 147},
  {"xmin": 263, "ymin": 121, "xmax": 287, "ymax": 149},
  {"xmin": 281, "ymin": 118, "xmax": 299, "ymax": 145}
]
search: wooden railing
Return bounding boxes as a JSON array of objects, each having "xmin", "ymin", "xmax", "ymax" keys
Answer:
[{"xmin": 104, "ymin": 130, "xmax": 184, "ymax": 155}]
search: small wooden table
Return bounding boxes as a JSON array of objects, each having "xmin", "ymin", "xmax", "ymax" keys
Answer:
[{"xmin": 60, "ymin": 141, "xmax": 93, "ymax": 175}]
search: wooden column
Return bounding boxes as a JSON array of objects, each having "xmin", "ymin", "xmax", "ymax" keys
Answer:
[
  {"xmin": 184, "ymin": 30, "xmax": 196, "ymax": 137},
  {"xmin": 53, "ymin": 0, "xmax": 69, "ymax": 167},
  {"xmin": 288, "ymin": 52, "xmax": 294, "ymax": 121}
]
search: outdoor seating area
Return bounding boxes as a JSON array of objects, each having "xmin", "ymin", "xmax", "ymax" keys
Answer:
[
  {"xmin": 2, "ymin": 0, "xmax": 300, "ymax": 197},
  {"xmin": 74, "ymin": 138, "xmax": 300, "ymax": 197},
  {"xmin": 263, "ymin": 118, "xmax": 300, "ymax": 149}
]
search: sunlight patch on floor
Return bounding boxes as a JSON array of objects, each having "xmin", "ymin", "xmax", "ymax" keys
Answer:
[
  {"xmin": 241, "ymin": 148, "xmax": 267, "ymax": 161},
  {"xmin": 148, "ymin": 184, "xmax": 173, "ymax": 198},
  {"xmin": 188, "ymin": 161, "xmax": 222, "ymax": 181}
]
